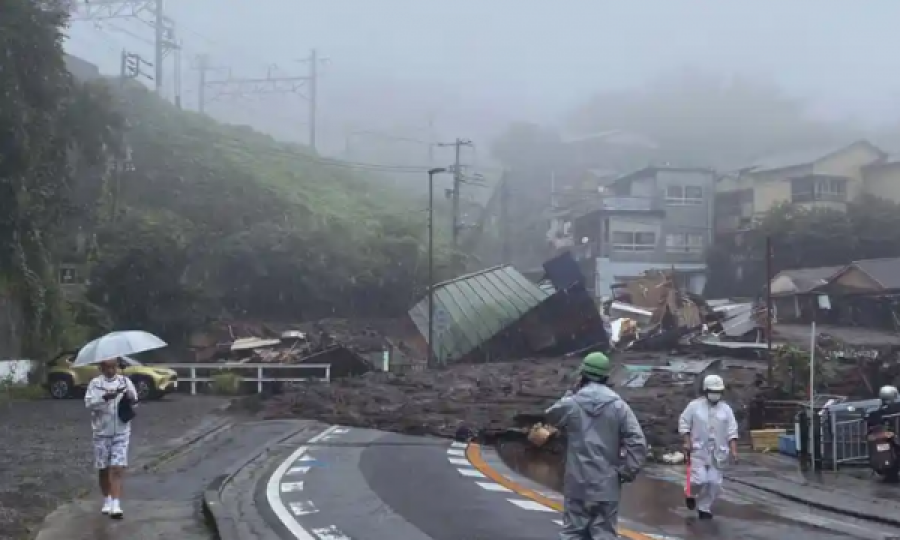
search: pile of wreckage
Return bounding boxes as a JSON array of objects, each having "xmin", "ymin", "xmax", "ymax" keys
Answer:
[{"xmin": 604, "ymin": 269, "xmax": 769, "ymax": 358}]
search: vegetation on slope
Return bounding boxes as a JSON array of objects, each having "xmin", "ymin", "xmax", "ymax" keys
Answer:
[
  {"xmin": 87, "ymin": 84, "xmax": 453, "ymax": 342},
  {"xmin": 1, "ymin": 0, "xmax": 123, "ymax": 358}
]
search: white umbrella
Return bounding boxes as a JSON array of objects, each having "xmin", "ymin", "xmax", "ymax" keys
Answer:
[{"xmin": 73, "ymin": 330, "xmax": 168, "ymax": 367}]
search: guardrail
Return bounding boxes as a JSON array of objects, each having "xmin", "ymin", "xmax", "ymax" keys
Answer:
[{"xmin": 162, "ymin": 363, "xmax": 331, "ymax": 395}]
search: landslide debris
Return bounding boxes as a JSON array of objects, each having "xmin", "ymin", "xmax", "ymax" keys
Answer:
[{"xmin": 260, "ymin": 353, "xmax": 763, "ymax": 451}]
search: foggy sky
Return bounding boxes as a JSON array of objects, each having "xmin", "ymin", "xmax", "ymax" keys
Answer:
[{"xmin": 64, "ymin": 0, "xmax": 900, "ymax": 160}]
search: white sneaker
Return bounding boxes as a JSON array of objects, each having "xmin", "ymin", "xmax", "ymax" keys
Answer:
[
  {"xmin": 101, "ymin": 498, "xmax": 112, "ymax": 514},
  {"xmin": 110, "ymin": 500, "xmax": 123, "ymax": 519}
]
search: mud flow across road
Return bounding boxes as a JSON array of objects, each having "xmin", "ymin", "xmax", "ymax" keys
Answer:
[{"xmin": 498, "ymin": 441, "xmax": 900, "ymax": 540}]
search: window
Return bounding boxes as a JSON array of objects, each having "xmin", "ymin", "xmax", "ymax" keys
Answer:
[
  {"xmin": 791, "ymin": 176, "xmax": 847, "ymax": 203},
  {"xmin": 611, "ymin": 231, "xmax": 657, "ymax": 252},
  {"xmin": 666, "ymin": 185, "xmax": 703, "ymax": 205},
  {"xmin": 665, "ymin": 233, "xmax": 705, "ymax": 253}
]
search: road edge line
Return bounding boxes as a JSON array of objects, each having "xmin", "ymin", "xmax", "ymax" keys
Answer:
[
  {"xmin": 263, "ymin": 424, "xmax": 341, "ymax": 539},
  {"xmin": 201, "ymin": 420, "xmax": 327, "ymax": 540},
  {"xmin": 465, "ymin": 443, "xmax": 656, "ymax": 540}
]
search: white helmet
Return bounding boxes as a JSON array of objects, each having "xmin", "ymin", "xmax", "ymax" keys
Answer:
[
  {"xmin": 879, "ymin": 385, "xmax": 899, "ymax": 403},
  {"xmin": 702, "ymin": 374, "xmax": 725, "ymax": 392}
]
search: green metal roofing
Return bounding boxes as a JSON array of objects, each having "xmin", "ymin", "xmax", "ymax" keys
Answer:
[{"xmin": 408, "ymin": 265, "xmax": 551, "ymax": 365}]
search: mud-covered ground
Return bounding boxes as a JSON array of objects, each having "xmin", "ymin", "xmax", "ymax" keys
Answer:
[
  {"xmin": 0, "ymin": 395, "xmax": 226, "ymax": 540},
  {"xmin": 261, "ymin": 352, "xmax": 764, "ymax": 453}
]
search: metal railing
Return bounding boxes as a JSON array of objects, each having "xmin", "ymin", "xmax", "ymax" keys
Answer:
[
  {"xmin": 162, "ymin": 363, "xmax": 332, "ymax": 395},
  {"xmin": 820, "ymin": 401, "xmax": 900, "ymax": 470}
]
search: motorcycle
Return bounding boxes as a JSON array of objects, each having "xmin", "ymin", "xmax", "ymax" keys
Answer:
[{"xmin": 864, "ymin": 410, "xmax": 900, "ymax": 481}]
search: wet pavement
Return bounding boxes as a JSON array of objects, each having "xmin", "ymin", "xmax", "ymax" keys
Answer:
[
  {"xmin": 36, "ymin": 418, "xmax": 307, "ymax": 540},
  {"xmin": 499, "ymin": 442, "xmax": 900, "ymax": 539}
]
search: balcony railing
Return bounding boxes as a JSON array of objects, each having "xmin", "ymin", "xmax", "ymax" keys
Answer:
[{"xmin": 599, "ymin": 196, "xmax": 662, "ymax": 212}]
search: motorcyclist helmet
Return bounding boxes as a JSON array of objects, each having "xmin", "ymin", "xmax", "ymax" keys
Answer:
[
  {"xmin": 702, "ymin": 374, "xmax": 725, "ymax": 403},
  {"xmin": 879, "ymin": 385, "xmax": 899, "ymax": 404}
]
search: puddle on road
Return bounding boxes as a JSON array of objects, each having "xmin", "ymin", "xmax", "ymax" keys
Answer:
[{"xmin": 496, "ymin": 440, "xmax": 828, "ymax": 533}]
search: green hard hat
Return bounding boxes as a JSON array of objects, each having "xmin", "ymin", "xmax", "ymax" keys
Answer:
[{"xmin": 581, "ymin": 352, "xmax": 611, "ymax": 378}]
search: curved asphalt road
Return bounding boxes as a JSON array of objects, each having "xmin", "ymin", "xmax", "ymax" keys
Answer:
[
  {"xmin": 263, "ymin": 426, "xmax": 563, "ymax": 540},
  {"xmin": 260, "ymin": 426, "xmax": 900, "ymax": 540}
]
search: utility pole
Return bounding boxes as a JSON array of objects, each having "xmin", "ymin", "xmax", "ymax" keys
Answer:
[
  {"xmin": 153, "ymin": 0, "xmax": 163, "ymax": 94},
  {"xmin": 499, "ymin": 172, "xmax": 510, "ymax": 263},
  {"xmin": 307, "ymin": 49, "xmax": 319, "ymax": 151},
  {"xmin": 765, "ymin": 234, "xmax": 774, "ymax": 384},
  {"xmin": 194, "ymin": 54, "xmax": 208, "ymax": 113},
  {"xmin": 437, "ymin": 138, "xmax": 473, "ymax": 247},
  {"xmin": 68, "ymin": 0, "xmax": 179, "ymax": 97}
]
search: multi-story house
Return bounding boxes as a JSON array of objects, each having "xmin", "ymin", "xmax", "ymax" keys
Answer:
[
  {"xmin": 559, "ymin": 166, "xmax": 716, "ymax": 297},
  {"xmin": 714, "ymin": 140, "xmax": 900, "ymax": 234}
]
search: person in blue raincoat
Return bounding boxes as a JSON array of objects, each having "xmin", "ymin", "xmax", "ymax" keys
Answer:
[
  {"xmin": 678, "ymin": 374, "xmax": 739, "ymax": 520},
  {"xmin": 545, "ymin": 352, "xmax": 648, "ymax": 540}
]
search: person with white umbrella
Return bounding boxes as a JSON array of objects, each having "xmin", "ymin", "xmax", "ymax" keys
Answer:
[{"xmin": 78, "ymin": 330, "xmax": 167, "ymax": 519}]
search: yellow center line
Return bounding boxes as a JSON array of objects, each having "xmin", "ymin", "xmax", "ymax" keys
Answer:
[{"xmin": 465, "ymin": 443, "xmax": 657, "ymax": 540}]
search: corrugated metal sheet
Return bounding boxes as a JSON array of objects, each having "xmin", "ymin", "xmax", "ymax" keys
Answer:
[{"xmin": 408, "ymin": 265, "xmax": 550, "ymax": 364}]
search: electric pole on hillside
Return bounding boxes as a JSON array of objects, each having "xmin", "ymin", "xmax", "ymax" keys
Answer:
[
  {"xmin": 303, "ymin": 49, "xmax": 319, "ymax": 151},
  {"xmin": 193, "ymin": 49, "xmax": 324, "ymax": 148},
  {"xmin": 437, "ymin": 138, "xmax": 473, "ymax": 247},
  {"xmin": 499, "ymin": 171, "xmax": 511, "ymax": 263},
  {"xmin": 191, "ymin": 54, "xmax": 230, "ymax": 114},
  {"xmin": 68, "ymin": 0, "xmax": 180, "ymax": 97}
]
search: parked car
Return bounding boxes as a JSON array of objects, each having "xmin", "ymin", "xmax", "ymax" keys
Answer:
[{"xmin": 43, "ymin": 351, "xmax": 178, "ymax": 401}]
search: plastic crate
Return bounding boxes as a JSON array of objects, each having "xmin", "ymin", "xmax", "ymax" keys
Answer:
[
  {"xmin": 750, "ymin": 428, "xmax": 785, "ymax": 451},
  {"xmin": 778, "ymin": 434, "xmax": 798, "ymax": 457}
]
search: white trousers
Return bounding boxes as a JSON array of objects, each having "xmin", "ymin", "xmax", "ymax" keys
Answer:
[{"xmin": 690, "ymin": 461, "xmax": 723, "ymax": 513}]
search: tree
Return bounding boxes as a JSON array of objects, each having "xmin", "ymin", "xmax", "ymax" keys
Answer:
[
  {"xmin": 0, "ymin": 0, "xmax": 122, "ymax": 357},
  {"xmin": 707, "ymin": 197, "xmax": 900, "ymax": 296},
  {"xmin": 569, "ymin": 69, "xmax": 854, "ymax": 168}
]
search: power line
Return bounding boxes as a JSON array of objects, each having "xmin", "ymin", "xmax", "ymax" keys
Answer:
[
  {"xmin": 68, "ymin": 0, "xmax": 180, "ymax": 101},
  {"xmin": 191, "ymin": 49, "xmax": 324, "ymax": 150}
]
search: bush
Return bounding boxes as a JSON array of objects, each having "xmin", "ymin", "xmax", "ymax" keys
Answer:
[{"xmin": 210, "ymin": 372, "xmax": 243, "ymax": 395}]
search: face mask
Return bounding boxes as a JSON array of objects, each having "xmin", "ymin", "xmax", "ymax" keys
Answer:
[{"xmin": 707, "ymin": 392, "xmax": 722, "ymax": 403}]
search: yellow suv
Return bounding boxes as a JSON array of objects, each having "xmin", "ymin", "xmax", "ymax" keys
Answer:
[{"xmin": 44, "ymin": 351, "xmax": 178, "ymax": 400}]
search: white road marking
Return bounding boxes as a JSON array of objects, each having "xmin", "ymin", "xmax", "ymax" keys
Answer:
[
  {"xmin": 450, "ymin": 441, "xmax": 467, "ymax": 449},
  {"xmin": 448, "ymin": 457, "xmax": 470, "ymax": 466},
  {"xmin": 446, "ymin": 448, "xmax": 466, "ymax": 457},
  {"xmin": 553, "ymin": 519, "xmax": 563, "ymax": 526},
  {"xmin": 289, "ymin": 500, "xmax": 318, "ymax": 516},
  {"xmin": 311, "ymin": 525, "xmax": 353, "ymax": 540},
  {"xmin": 265, "ymin": 425, "xmax": 340, "ymax": 539},
  {"xmin": 332, "ymin": 428, "xmax": 350, "ymax": 434},
  {"xmin": 457, "ymin": 468, "xmax": 486, "ymax": 478},
  {"xmin": 296, "ymin": 455, "xmax": 316, "ymax": 462},
  {"xmin": 280, "ymin": 481, "xmax": 304, "ymax": 493},
  {"xmin": 288, "ymin": 466, "xmax": 311, "ymax": 475},
  {"xmin": 475, "ymin": 481, "xmax": 512, "ymax": 492},
  {"xmin": 508, "ymin": 498, "xmax": 558, "ymax": 512}
]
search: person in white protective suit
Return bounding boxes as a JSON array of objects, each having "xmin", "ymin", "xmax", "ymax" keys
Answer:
[{"xmin": 678, "ymin": 374, "xmax": 739, "ymax": 520}]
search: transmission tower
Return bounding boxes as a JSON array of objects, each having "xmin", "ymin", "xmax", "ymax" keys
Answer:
[
  {"xmin": 68, "ymin": 0, "xmax": 180, "ymax": 97},
  {"xmin": 195, "ymin": 49, "xmax": 324, "ymax": 150}
]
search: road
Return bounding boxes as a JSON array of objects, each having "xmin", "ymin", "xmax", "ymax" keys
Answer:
[
  {"xmin": 36, "ymin": 417, "xmax": 319, "ymax": 540},
  {"xmin": 261, "ymin": 426, "xmax": 900, "ymax": 540}
]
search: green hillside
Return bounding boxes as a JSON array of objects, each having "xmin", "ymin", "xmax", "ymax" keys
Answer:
[{"xmin": 85, "ymin": 84, "xmax": 453, "ymax": 339}]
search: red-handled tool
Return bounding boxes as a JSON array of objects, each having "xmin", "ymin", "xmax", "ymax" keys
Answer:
[{"xmin": 684, "ymin": 454, "xmax": 696, "ymax": 510}]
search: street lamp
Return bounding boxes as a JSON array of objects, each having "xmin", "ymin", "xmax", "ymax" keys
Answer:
[{"xmin": 427, "ymin": 167, "xmax": 447, "ymax": 368}]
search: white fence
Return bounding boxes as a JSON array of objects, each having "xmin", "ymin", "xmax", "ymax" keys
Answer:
[{"xmin": 162, "ymin": 363, "xmax": 332, "ymax": 395}]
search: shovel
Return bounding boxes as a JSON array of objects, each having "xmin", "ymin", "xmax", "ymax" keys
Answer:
[{"xmin": 684, "ymin": 454, "xmax": 696, "ymax": 510}]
